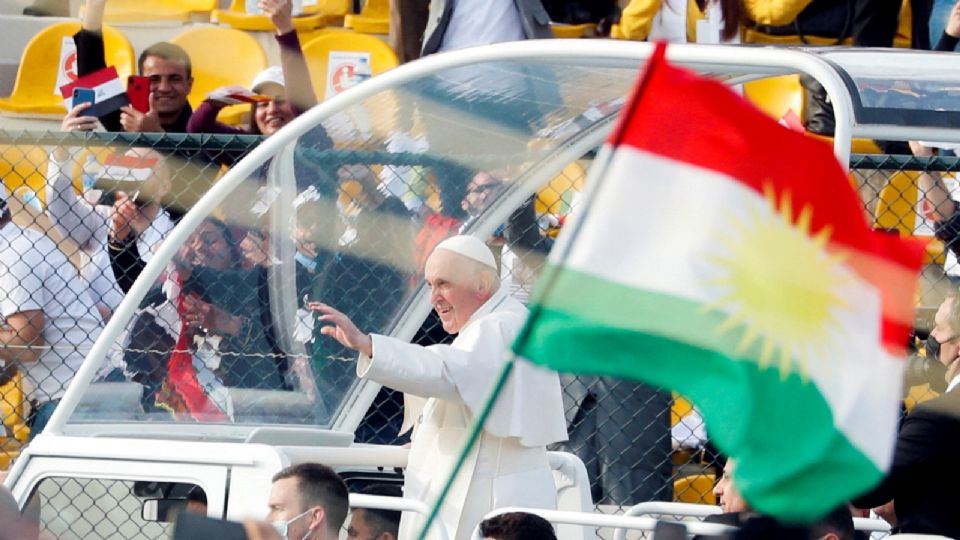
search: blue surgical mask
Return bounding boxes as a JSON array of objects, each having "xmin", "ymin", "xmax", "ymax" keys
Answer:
[
  {"xmin": 272, "ymin": 508, "xmax": 313, "ymax": 540},
  {"xmin": 294, "ymin": 251, "xmax": 317, "ymax": 272}
]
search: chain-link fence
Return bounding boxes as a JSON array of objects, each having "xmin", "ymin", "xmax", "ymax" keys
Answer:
[{"xmin": 1, "ymin": 128, "xmax": 956, "ymax": 535}]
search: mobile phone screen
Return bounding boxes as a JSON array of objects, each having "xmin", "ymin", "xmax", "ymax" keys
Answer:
[
  {"xmin": 73, "ymin": 88, "xmax": 96, "ymax": 108},
  {"xmin": 127, "ymin": 76, "xmax": 150, "ymax": 113}
]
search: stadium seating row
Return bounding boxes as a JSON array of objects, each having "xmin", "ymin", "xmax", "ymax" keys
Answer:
[
  {"xmin": 75, "ymin": 0, "xmax": 373, "ymax": 30},
  {"xmin": 0, "ymin": 22, "xmax": 398, "ymax": 121}
]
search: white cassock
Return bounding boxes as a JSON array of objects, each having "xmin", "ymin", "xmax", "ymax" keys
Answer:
[{"xmin": 358, "ymin": 285, "xmax": 568, "ymax": 540}]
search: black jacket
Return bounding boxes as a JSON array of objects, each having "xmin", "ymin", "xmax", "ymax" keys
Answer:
[{"xmin": 853, "ymin": 387, "xmax": 960, "ymax": 537}]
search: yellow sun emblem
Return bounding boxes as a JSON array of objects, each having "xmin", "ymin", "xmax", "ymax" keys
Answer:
[{"xmin": 702, "ymin": 184, "xmax": 848, "ymax": 378}]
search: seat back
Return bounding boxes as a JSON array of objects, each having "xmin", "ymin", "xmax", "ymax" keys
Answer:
[
  {"xmin": 0, "ymin": 22, "xmax": 135, "ymax": 117},
  {"xmin": 356, "ymin": 0, "xmax": 387, "ymax": 18},
  {"xmin": 743, "ymin": 75, "xmax": 803, "ymax": 126},
  {"xmin": 343, "ymin": 0, "xmax": 388, "ymax": 33},
  {"xmin": 214, "ymin": 0, "xmax": 336, "ymax": 31},
  {"xmin": 673, "ymin": 474, "xmax": 716, "ymax": 505},
  {"xmin": 874, "ymin": 170, "xmax": 943, "ymax": 264},
  {"xmin": 170, "ymin": 26, "xmax": 268, "ymax": 110},
  {"xmin": 302, "ymin": 33, "xmax": 398, "ymax": 101},
  {"xmin": 1, "ymin": 371, "xmax": 30, "ymax": 442},
  {"xmin": 79, "ymin": 0, "xmax": 217, "ymax": 23},
  {"xmin": 223, "ymin": 0, "xmax": 341, "ymax": 15},
  {"xmin": 313, "ymin": 0, "xmax": 352, "ymax": 16}
]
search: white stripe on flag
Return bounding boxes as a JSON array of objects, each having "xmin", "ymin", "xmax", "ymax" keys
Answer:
[
  {"xmin": 558, "ymin": 145, "xmax": 900, "ymax": 468},
  {"xmin": 64, "ymin": 77, "xmax": 125, "ymax": 110}
]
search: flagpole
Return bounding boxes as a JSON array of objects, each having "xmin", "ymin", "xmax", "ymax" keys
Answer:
[{"xmin": 416, "ymin": 358, "xmax": 515, "ymax": 540}]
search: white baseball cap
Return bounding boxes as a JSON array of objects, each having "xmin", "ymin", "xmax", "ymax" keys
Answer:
[{"xmin": 251, "ymin": 66, "xmax": 285, "ymax": 93}]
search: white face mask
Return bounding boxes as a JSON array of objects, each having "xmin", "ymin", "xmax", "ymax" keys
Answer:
[{"xmin": 272, "ymin": 508, "xmax": 313, "ymax": 540}]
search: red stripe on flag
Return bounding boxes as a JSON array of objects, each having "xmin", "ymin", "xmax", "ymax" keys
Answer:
[
  {"xmin": 59, "ymin": 66, "xmax": 121, "ymax": 100},
  {"xmin": 609, "ymin": 46, "xmax": 925, "ymax": 353},
  {"xmin": 104, "ymin": 153, "xmax": 159, "ymax": 169}
]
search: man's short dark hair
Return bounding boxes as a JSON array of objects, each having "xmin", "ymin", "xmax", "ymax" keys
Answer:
[
  {"xmin": 186, "ymin": 485, "xmax": 207, "ymax": 505},
  {"xmin": 809, "ymin": 506, "xmax": 855, "ymax": 540},
  {"xmin": 479, "ymin": 512, "xmax": 557, "ymax": 540},
  {"xmin": 138, "ymin": 42, "xmax": 192, "ymax": 78},
  {"xmin": 353, "ymin": 484, "xmax": 402, "ymax": 537},
  {"xmin": 272, "ymin": 463, "xmax": 349, "ymax": 533}
]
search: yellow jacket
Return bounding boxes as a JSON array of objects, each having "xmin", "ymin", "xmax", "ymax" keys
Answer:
[{"xmin": 618, "ymin": 0, "xmax": 815, "ymax": 41}]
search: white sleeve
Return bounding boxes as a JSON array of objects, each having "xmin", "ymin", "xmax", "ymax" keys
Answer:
[
  {"xmin": 44, "ymin": 155, "xmax": 105, "ymax": 249},
  {"xmin": 357, "ymin": 334, "xmax": 464, "ymax": 402},
  {"xmin": 359, "ymin": 322, "xmax": 567, "ymax": 447},
  {"xmin": 0, "ymin": 240, "xmax": 45, "ymax": 317}
]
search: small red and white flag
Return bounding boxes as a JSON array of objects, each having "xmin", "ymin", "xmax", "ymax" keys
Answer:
[
  {"xmin": 100, "ymin": 153, "xmax": 159, "ymax": 183},
  {"xmin": 59, "ymin": 66, "xmax": 129, "ymax": 116},
  {"xmin": 207, "ymin": 86, "xmax": 271, "ymax": 105}
]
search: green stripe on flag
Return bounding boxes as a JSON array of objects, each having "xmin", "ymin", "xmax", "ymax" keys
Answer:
[{"xmin": 516, "ymin": 265, "xmax": 883, "ymax": 522}]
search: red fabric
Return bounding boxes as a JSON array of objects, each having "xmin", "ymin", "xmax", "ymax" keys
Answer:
[
  {"xmin": 608, "ymin": 42, "xmax": 925, "ymax": 354},
  {"xmin": 414, "ymin": 213, "xmax": 464, "ymax": 276},
  {"xmin": 162, "ymin": 291, "xmax": 227, "ymax": 421}
]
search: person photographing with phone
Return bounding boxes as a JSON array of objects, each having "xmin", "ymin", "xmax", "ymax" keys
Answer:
[
  {"xmin": 63, "ymin": 0, "xmax": 194, "ymax": 134},
  {"xmin": 45, "ymin": 135, "xmax": 175, "ymax": 321}
]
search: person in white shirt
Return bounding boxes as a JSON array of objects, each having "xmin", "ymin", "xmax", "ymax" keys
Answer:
[
  {"xmin": 312, "ymin": 235, "xmax": 566, "ymax": 540},
  {"xmin": 46, "ymin": 129, "xmax": 175, "ymax": 320},
  {"xmin": 421, "ymin": 0, "xmax": 552, "ymax": 56},
  {"xmin": 0, "ymin": 193, "xmax": 102, "ymax": 438}
]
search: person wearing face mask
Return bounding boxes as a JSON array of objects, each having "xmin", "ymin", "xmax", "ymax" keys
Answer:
[
  {"xmin": 266, "ymin": 463, "xmax": 349, "ymax": 540},
  {"xmin": 852, "ymin": 293, "xmax": 960, "ymax": 538}
]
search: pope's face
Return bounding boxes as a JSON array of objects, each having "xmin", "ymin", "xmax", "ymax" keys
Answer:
[{"xmin": 425, "ymin": 250, "xmax": 488, "ymax": 334}]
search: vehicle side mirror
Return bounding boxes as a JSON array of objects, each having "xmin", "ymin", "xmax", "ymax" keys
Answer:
[{"xmin": 142, "ymin": 498, "xmax": 188, "ymax": 522}]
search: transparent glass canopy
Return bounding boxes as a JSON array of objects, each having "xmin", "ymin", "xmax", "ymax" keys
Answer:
[
  {"xmin": 61, "ymin": 41, "xmax": 960, "ymax": 436},
  {"xmin": 65, "ymin": 56, "xmax": 636, "ymax": 432},
  {"xmin": 813, "ymin": 48, "xmax": 960, "ymax": 128}
]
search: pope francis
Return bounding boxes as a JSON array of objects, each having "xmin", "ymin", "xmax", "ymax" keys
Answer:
[{"xmin": 312, "ymin": 235, "xmax": 567, "ymax": 540}]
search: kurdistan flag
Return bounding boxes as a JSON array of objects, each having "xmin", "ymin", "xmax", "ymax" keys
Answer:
[{"xmin": 513, "ymin": 44, "xmax": 924, "ymax": 522}]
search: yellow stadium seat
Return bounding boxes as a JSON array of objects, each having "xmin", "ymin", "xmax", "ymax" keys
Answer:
[
  {"xmin": 170, "ymin": 26, "xmax": 267, "ymax": 125},
  {"xmin": 0, "ymin": 144, "xmax": 52, "ymax": 201},
  {"xmin": 302, "ymin": 32, "xmax": 398, "ymax": 100},
  {"xmin": 874, "ymin": 170, "xmax": 942, "ymax": 264},
  {"xmin": 0, "ymin": 22, "xmax": 135, "ymax": 118},
  {"xmin": 743, "ymin": 75, "xmax": 802, "ymax": 124},
  {"xmin": 674, "ymin": 474, "xmax": 716, "ymax": 505},
  {"xmin": 536, "ymin": 161, "xmax": 584, "ymax": 215},
  {"xmin": 79, "ymin": 0, "xmax": 216, "ymax": 23},
  {"xmin": 311, "ymin": 0, "xmax": 352, "ymax": 26},
  {"xmin": 213, "ymin": 0, "xmax": 346, "ymax": 32},
  {"xmin": 0, "ymin": 370, "xmax": 31, "ymax": 469},
  {"xmin": 534, "ymin": 162, "xmax": 585, "ymax": 237},
  {"xmin": 671, "ymin": 394, "xmax": 694, "ymax": 427},
  {"xmin": 550, "ymin": 23, "xmax": 596, "ymax": 38},
  {"xmin": 343, "ymin": 0, "xmax": 388, "ymax": 34}
]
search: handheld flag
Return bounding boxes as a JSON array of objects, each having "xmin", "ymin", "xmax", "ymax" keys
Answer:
[
  {"xmin": 513, "ymin": 43, "xmax": 924, "ymax": 522},
  {"xmin": 59, "ymin": 66, "xmax": 129, "ymax": 116}
]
